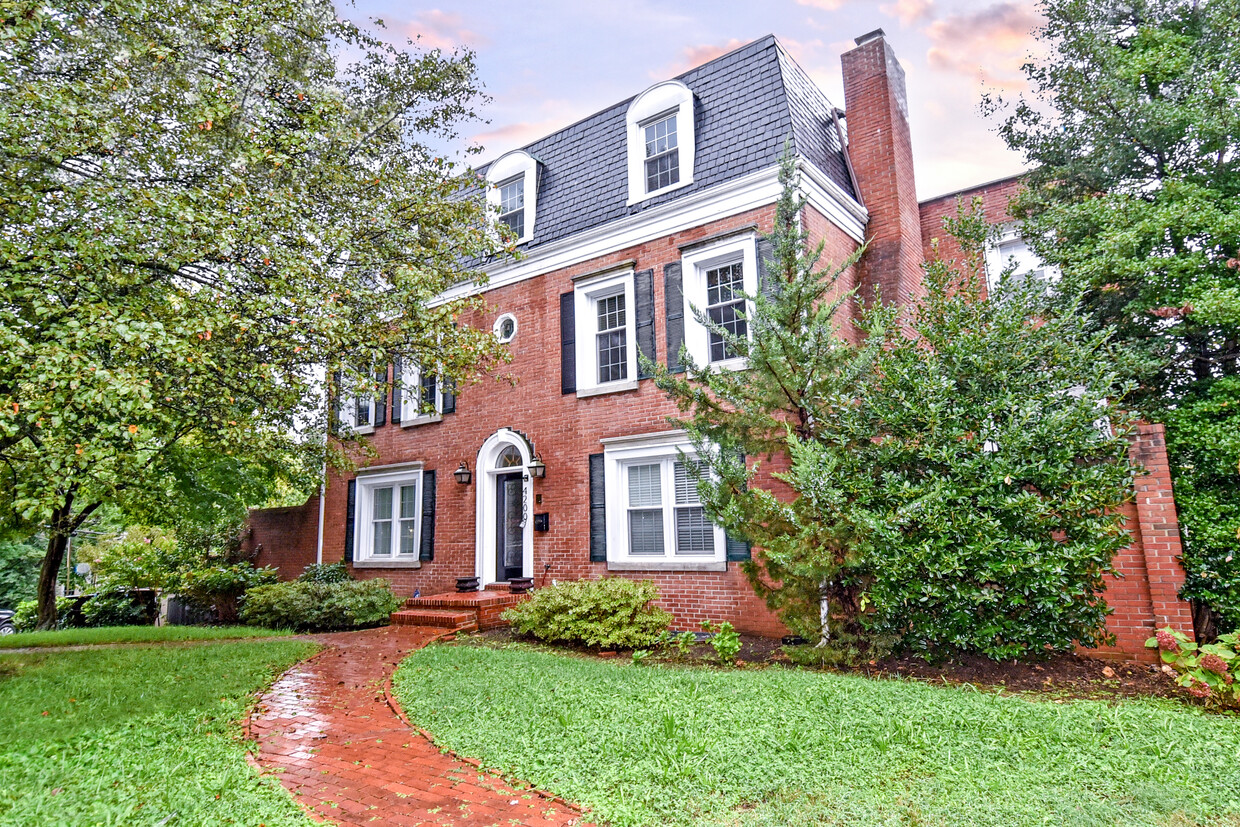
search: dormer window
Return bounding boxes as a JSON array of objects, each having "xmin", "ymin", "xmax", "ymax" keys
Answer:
[
  {"xmin": 498, "ymin": 176, "xmax": 524, "ymax": 238},
  {"xmin": 486, "ymin": 151, "xmax": 538, "ymax": 245},
  {"xmin": 626, "ymin": 80, "xmax": 695, "ymax": 204},
  {"xmin": 643, "ymin": 113, "xmax": 679, "ymax": 193}
]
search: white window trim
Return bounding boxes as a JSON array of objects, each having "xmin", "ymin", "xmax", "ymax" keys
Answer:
[
  {"xmin": 574, "ymin": 267, "xmax": 638, "ymax": 397},
  {"xmin": 486, "ymin": 150, "xmax": 537, "ymax": 244},
  {"xmin": 601, "ymin": 431, "xmax": 726, "ymax": 571},
  {"xmin": 337, "ymin": 366, "xmax": 379, "ymax": 435},
  {"xmin": 984, "ymin": 222, "xmax": 1060, "ymax": 296},
  {"xmin": 682, "ymin": 233, "xmax": 758, "ymax": 371},
  {"xmin": 493, "ymin": 312, "xmax": 518, "ymax": 343},
  {"xmin": 353, "ymin": 465, "xmax": 424, "ymax": 568},
  {"xmin": 398, "ymin": 360, "xmax": 443, "ymax": 427},
  {"xmin": 626, "ymin": 80, "xmax": 695, "ymax": 205}
]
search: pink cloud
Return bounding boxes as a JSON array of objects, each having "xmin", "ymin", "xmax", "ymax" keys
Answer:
[
  {"xmin": 881, "ymin": 0, "xmax": 934, "ymax": 25},
  {"xmin": 402, "ymin": 9, "xmax": 487, "ymax": 51},
  {"xmin": 924, "ymin": 2, "xmax": 1044, "ymax": 91},
  {"xmin": 657, "ymin": 38, "xmax": 747, "ymax": 78}
]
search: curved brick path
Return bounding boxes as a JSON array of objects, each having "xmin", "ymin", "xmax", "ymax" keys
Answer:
[{"xmin": 248, "ymin": 626, "xmax": 585, "ymax": 826}]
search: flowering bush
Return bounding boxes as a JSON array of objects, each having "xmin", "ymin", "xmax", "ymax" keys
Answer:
[{"xmin": 1147, "ymin": 626, "xmax": 1239, "ymax": 708}]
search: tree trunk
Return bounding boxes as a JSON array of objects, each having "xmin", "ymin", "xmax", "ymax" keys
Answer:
[
  {"xmin": 35, "ymin": 503, "xmax": 73, "ymax": 631},
  {"xmin": 35, "ymin": 494, "xmax": 101, "ymax": 631}
]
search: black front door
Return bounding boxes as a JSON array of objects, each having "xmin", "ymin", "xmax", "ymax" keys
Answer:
[{"xmin": 496, "ymin": 471, "xmax": 525, "ymax": 582}]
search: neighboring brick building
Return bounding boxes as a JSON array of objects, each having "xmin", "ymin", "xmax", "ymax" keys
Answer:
[{"xmin": 246, "ymin": 30, "xmax": 1194, "ymax": 659}]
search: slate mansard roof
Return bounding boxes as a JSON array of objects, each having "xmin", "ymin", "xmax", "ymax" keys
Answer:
[{"xmin": 479, "ymin": 34, "xmax": 855, "ymax": 252}]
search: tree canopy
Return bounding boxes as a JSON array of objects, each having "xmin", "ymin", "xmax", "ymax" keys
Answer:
[
  {"xmin": 988, "ymin": 0, "xmax": 1240, "ymax": 633},
  {"xmin": 0, "ymin": 0, "xmax": 507, "ymax": 627}
]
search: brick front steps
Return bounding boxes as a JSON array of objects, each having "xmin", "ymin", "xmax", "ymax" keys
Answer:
[{"xmin": 390, "ymin": 585, "xmax": 529, "ymax": 632}]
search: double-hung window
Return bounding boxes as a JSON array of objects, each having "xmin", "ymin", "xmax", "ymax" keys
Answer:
[
  {"xmin": 498, "ymin": 176, "xmax": 524, "ymax": 239},
  {"xmin": 336, "ymin": 365, "xmax": 384, "ymax": 434},
  {"xmin": 602, "ymin": 432, "xmax": 725, "ymax": 569},
  {"xmin": 485, "ymin": 151, "xmax": 537, "ymax": 244},
  {"xmin": 398, "ymin": 360, "xmax": 446, "ymax": 425},
  {"xmin": 574, "ymin": 268, "xmax": 637, "ymax": 396},
  {"xmin": 355, "ymin": 468, "xmax": 423, "ymax": 564},
  {"xmin": 643, "ymin": 113, "xmax": 679, "ymax": 193},
  {"xmin": 625, "ymin": 80, "xmax": 694, "ymax": 204},
  {"xmin": 681, "ymin": 234, "xmax": 758, "ymax": 369}
]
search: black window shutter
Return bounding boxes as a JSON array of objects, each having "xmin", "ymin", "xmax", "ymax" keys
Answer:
[
  {"xmin": 664, "ymin": 263, "xmax": 685, "ymax": 373},
  {"xmin": 374, "ymin": 366, "xmax": 387, "ymax": 427},
  {"xmin": 756, "ymin": 237, "xmax": 778, "ymax": 302},
  {"xmin": 419, "ymin": 470, "xmax": 436, "ymax": 561},
  {"xmin": 725, "ymin": 451, "xmax": 751, "ymax": 561},
  {"xmin": 441, "ymin": 379, "xmax": 456, "ymax": 414},
  {"xmin": 588, "ymin": 453, "xmax": 607, "ymax": 562},
  {"xmin": 329, "ymin": 369, "xmax": 343, "ymax": 434},
  {"xmin": 344, "ymin": 478, "xmax": 356, "ymax": 564},
  {"xmin": 391, "ymin": 356, "xmax": 402, "ymax": 424},
  {"xmin": 634, "ymin": 268, "xmax": 657, "ymax": 379},
  {"xmin": 560, "ymin": 291, "xmax": 576, "ymax": 394}
]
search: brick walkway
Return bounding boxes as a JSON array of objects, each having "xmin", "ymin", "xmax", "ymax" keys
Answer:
[{"xmin": 248, "ymin": 626, "xmax": 586, "ymax": 826}]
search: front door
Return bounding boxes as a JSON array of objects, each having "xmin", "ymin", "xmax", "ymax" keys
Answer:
[{"xmin": 495, "ymin": 470, "xmax": 525, "ymax": 582}]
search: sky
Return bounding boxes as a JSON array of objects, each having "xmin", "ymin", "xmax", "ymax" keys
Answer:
[{"xmin": 347, "ymin": 0, "xmax": 1050, "ymax": 200}]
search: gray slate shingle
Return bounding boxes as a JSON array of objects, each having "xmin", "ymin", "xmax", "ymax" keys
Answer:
[{"xmin": 479, "ymin": 34, "xmax": 854, "ymax": 255}]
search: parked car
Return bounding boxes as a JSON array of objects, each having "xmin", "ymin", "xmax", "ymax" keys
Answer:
[{"xmin": 0, "ymin": 610, "xmax": 15, "ymax": 636}]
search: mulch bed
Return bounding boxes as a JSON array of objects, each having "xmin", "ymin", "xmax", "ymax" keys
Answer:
[{"xmin": 475, "ymin": 628, "xmax": 1183, "ymax": 703}]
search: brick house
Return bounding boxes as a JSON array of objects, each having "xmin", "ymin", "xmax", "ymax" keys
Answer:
[{"xmin": 248, "ymin": 30, "xmax": 1194, "ymax": 659}]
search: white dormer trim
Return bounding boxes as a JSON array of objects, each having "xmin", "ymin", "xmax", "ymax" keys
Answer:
[
  {"xmin": 486, "ymin": 150, "xmax": 538, "ymax": 244},
  {"xmin": 626, "ymin": 80, "xmax": 696, "ymax": 205}
]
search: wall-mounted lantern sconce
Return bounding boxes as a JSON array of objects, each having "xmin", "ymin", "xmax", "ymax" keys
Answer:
[
  {"xmin": 528, "ymin": 454, "xmax": 546, "ymax": 479},
  {"xmin": 453, "ymin": 461, "xmax": 472, "ymax": 485}
]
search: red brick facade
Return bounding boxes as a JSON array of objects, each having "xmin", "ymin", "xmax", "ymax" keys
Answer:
[{"xmin": 242, "ymin": 31, "xmax": 1195, "ymax": 659}]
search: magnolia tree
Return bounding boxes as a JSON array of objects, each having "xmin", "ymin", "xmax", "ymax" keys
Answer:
[
  {"xmin": 654, "ymin": 153, "xmax": 1139, "ymax": 660},
  {"xmin": 0, "ymin": 0, "xmax": 507, "ymax": 628}
]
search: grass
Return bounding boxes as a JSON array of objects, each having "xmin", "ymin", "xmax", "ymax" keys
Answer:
[
  {"xmin": 0, "ymin": 640, "xmax": 318, "ymax": 825},
  {"xmin": 394, "ymin": 641, "xmax": 1240, "ymax": 827},
  {"xmin": 0, "ymin": 624, "xmax": 292, "ymax": 649}
]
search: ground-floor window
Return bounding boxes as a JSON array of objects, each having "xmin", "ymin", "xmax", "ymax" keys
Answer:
[{"xmin": 354, "ymin": 468, "xmax": 423, "ymax": 562}]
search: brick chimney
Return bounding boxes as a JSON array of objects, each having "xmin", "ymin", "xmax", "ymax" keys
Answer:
[{"xmin": 841, "ymin": 29, "xmax": 922, "ymax": 306}]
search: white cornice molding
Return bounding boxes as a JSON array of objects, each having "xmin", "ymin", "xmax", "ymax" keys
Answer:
[{"xmin": 433, "ymin": 161, "xmax": 867, "ymax": 306}]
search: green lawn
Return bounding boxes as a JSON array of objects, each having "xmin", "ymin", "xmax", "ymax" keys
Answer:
[
  {"xmin": 394, "ymin": 642, "xmax": 1240, "ymax": 827},
  {"xmin": 0, "ymin": 640, "xmax": 319, "ymax": 826},
  {"xmin": 0, "ymin": 624, "xmax": 292, "ymax": 649}
]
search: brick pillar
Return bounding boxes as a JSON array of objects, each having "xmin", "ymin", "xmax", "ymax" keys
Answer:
[
  {"xmin": 1129, "ymin": 423, "xmax": 1195, "ymax": 633},
  {"xmin": 840, "ymin": 29, "xmax": 923, "ymax": 308}
]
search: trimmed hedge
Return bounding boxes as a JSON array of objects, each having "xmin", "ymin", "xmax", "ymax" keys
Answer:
[
  {"xmin": 503, "ymin": 578, "xmax": 673, "ymax": 650},
  {"xmin": 240, "ymin": 578, "xmax": 401, "ymax": 631}
]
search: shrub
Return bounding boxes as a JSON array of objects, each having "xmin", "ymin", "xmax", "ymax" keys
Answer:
[
  {"xmin": 502, "ymin": 578, "xmax": 673, "ymax": 650},
  {"xmin": 298, "ymin": 562, "xmax": 352, "ymax": 584},
  {"xmin": 12, "ymin": 597, "xmax": 74, "ymax": 632},
  {"xmin": 80, "ymin": 590, "xmax": 155, "ymax": 628},
  {"xmin": 702, "ymin": 620, "xmax": 741, "ymax": 665},
  {"xmin": 1147, "ymin": 626, "xmax": 1239, "ymax": 709},
  {"xmin": 173, "ymin": 563, "xmax": 278, "ymax": 623},
  {"xmin": 240, "ymin": 579, "xmax": 402, "ymax": 631}
]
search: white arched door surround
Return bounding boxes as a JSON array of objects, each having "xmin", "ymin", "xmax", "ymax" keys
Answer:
[{"xmin": 474, "ymin": 428, "xmax": 535, "ymax": 586}]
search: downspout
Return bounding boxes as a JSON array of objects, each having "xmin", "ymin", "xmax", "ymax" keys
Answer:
[
  {"xmin": 315, "ymin": 475, "xmax": 326, "ymax": 565},
  {"xmin": 831, "ymin": 106, "xmax": 864, "ymax": 209}
]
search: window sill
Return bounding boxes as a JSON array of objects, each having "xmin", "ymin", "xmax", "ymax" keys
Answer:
[
  {"xmin": 606, "ymin": 560, "xmax": 726, "ymax": 573},
  {"xmin": 577, "ymin": 379, "xmax": 639, "ymax": 399},
  {"xmin": 401, "ymin": 415, "xmax": 442, "ymax": 428},
  {"xmin": 342, "ymin": 425, "xmax": 376, "ymax": 436},
  {"xmin": 352, "ymin": 559, "xmax": 423, "ymax": 569}
]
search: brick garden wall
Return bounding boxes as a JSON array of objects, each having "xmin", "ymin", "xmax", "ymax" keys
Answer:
[{"xmin": 244, "ymin": 494, "xmax": 320, "ymax": 581}]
